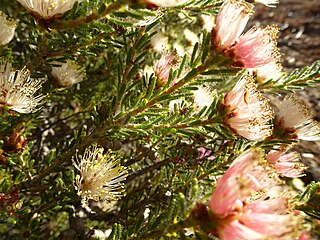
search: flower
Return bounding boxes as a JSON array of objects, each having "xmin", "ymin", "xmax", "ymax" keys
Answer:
[
  {"xmin": 212, "ymin": 0, "xmax": 280, "ymax": 69},
  {"xmin": 212, "ymin": 0, "xmax": 253, "ymax": 51},
  {"xmin": 150, "ymin": 31, "xmax": 169, "ymax": 53},
  {"xmin": 0, "ymin": 11, "xmax": 16, "ymax": 46},
  {"xmin": 17, "ymin": 0, "xmax": 84, "ymax": 20},
  {"xmin": 73, "ymin": 146, "xmax": 128, "ymax": 202},
  {"xmin": 267, "ymin": 150, "xmax": 306, "ymax": 178},
  {"xmin": 0, "ymin": 59, "xmax": 44, "ymax": 113},
  {"xmin": 251, "ymin": 61, "xmax": 285, "ymax": 84},
  {"xmin": 231, "ymin": 26, "xmax": 280, "ymax": 68},
  {"xmin": 254, "ymin": 0, "xmax": 279, "ymax": 7},
  {"xmin": 222, "ymin": 75, "xmax": 274, "ymax": 141},
  {"xmin": 154, "ymin": 52, "xmax": 180, "ymax": 87},
  {"xmin": 143, "ymin": 0, "xmax": 190, "ymax": 8},
  {"xmin": 51, "ymin": 60, "xmax": 85, "ymax": 87},
  {"xmin": 275, "ymin": 95, "xmax": 320, "ymax": 141},
  {"xmin": 193, "ymin": 85, "xmax": 215, "ymax": 112},
  {"xmin": 208, "ymin": 149, "xmax": 298, "ymax": 240}
]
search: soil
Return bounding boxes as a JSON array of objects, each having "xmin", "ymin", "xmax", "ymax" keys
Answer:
[{"xmin": 253, "ymin": 0, "xmax": 320, "ymax": 181}]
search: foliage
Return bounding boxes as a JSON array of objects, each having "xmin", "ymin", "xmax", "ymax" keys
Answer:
[{"xmin": 0, "ymin": 0, "xmax": 319, "ymax": 239}]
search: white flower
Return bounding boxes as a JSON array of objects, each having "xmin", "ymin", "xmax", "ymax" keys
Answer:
[
  {"xmin": 150, "ymin": 31, "xmax": 169, "ymax": 53},
  {"xmin": 51, "ymin": 60, "xmax": 85, "ymax": 87},
  {"xmin": 254, "ymin": 0, "xmax": 279, "ymax": 7},
  {"xmin": 0, "ymin": 59, "xmax": 44, "ymax": 113},
  {"xmin": 73, "ymin": 146, "xmax": 128, "ymax": 202},
  {"xmin": 0, "ymin": 11, "xmax": 17, "ymax": 46},
  {"xmin": 222, "ymin": 75, "xmax": 274, "ymax": 141},
  {"xmin": 250, "ymin": 61, "xmax": 285, "ymax": 84},
  {"xmin": 193, "ymin": 85, "xmax": 215, "ymax": 112},
  {"xmin": 17, "ymin": 0, "xmax": 84, "ymax": 20},
  {"xmin": 276, "ymin": 95, "xmax": 320, "ymax": 141},
  {"xmin": 144, "ymin": 0, "xmax": 190, "ymax": 7}
]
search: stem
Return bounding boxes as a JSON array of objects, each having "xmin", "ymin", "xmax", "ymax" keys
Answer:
[
  {"xmin": 126, "ymin": 118, "xmax": 219, "ymax": 130},
  {"xmin": 116, "ymin": 57, "xmax": 213, "ymax": 125},
  {"xmin": 125, "ymin": 158, "xmax": 171, "ymax": 183},
  {"xmin": 114, "ymin": 27, "xmax": 145, "ymax": 113}
]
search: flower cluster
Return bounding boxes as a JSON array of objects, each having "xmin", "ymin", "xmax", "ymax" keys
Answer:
[
  {"xmin": 0, "ymin": 59, "xmax": 44, "ymax": 114},
  {"xmin": 0, "ymin": 11, "xmax": 16, "ymax": 46},
  {"xmin": 73, "ymin": 146, "xmax": 128, "ymax": 202},
  {"xmin": 212, "ymin": 0, "xmax": 280, "ymax": 69},
  {"xmin": 202, "ymin": 149, "xmax": 301, "ymax": 239}
]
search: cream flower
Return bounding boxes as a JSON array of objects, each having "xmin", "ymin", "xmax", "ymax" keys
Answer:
[
  {"xmin": 17, "ymin": 0, "xmax": 84, "ymax": 20},
  {"xmin": 73, "ymin": 146, "xmax": 128, "ymax": 202},
  {"xmin": 0, "ymin": 59, "xmax": 44, "ymax": 113},
  {"xmin": 222, "ymin": 75, "xmax": 274, "ymax": 141},
  {"xmin": 51, "ymin": 60, "xmax": 85, "ymax": 87},
  {"xmin": 0, "ymin": 11, "xmax": 17, "ymax": 46},
  {"xmin": 275, "ymin": 95, "xmax": 320, "ymax": 141}
]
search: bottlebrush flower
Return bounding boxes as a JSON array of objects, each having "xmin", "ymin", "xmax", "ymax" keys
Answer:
[
  {"xmin": 231, "ymin": 26, "xmax": 280, "ymax": 68},
  {"xmin": 208, "ymin": 148, "xmax": 297, "ymax": 239},
  {"xmin": 267, "ymin": 150, "xmax": 306, "ymax": 178},
  {"xmin": 73, "ymin": 146, "xmax": 128, "ymax": 202},
  {"xmin": 0, "ymin": 11, "xmax": 16, "ymax": 46},
  {"xmin": 0, "ymin": 59, "xmax": 44, "ymax": 113},
  {"xmin": 51, "ymin": 60, "xmax": 85, "ymax": 87},
  {"xmin": 17, "ymin": 0, "xmax": 83, "ymax": 20},
  {"xmin": 154, "ymin": 52, "xmax": 180, "ymax": 87},
  {"xmin": 275, "ymin": 95, "xmax": 320, "ymax": 141},
  {"xmin": 212, "ymin": 0, "xmax": 253, "ymax": 51},
  {"xmin": 212, "ymin": 0, "xmax": 280, "ymax": 69},
  {"xmin": 222, "ymin": 75, "xmax": 274, "ymax": 141}
]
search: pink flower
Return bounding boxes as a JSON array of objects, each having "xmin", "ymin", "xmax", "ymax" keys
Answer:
[
  {"xmin": 154, "ymin": 52, "xmax": 180, "ymax": 87},
  {"xmin": 299, "ymin": 230, "xmax": 311, "ymax": 240},
  {"xmin": 222, "ymin": 75, "xmax": 274, "ymax": 141},
  {"xmin": 212, "ymin": 0, "xmax": 253, "ymax": 51},
  {"xmin": 212, "ymin": 0, "xmax": 280, "ymax": 69},
  {"xmin": 143, "ymin": 0, "xmax": 190, "ymax": 7},
  {"xmin": 267, "ymin": 150, "xmax": 306, "ymax": 178},
  {"xmin": 208, "ymin": 149, "xmax": 297, "ymax": 239},
  {"xmin": 275, "ymin": 95, "xmax": 320, "ymax": 141},
  {"xmin": 230, "ymin": 26, "xmax": 280, "ymax": 68}
]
